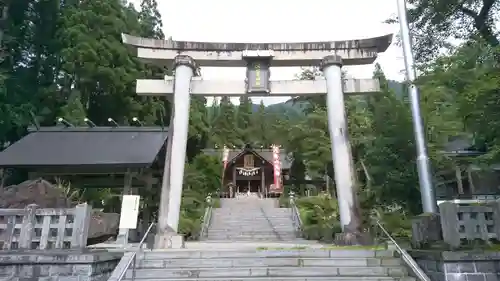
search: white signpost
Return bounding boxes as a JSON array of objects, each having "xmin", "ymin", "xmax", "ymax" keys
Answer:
[
  {"xmin": 119, "ymin": 195, "xmax": 141, "ymax": 229},
  {"xmin": 117, "ymin": 195, "xmax": 141, "ymax": 245}
]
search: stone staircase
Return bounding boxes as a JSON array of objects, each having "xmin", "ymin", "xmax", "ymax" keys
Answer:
[
  {"xmin": 110, "ymin": 195, "xmax": 416, "ymax": 281},
  {"xmin": 206, "ymin": 196, "xmax": 298, "ymax": 241},
  {"xmin": 122, "ymin": 248, "xmax": 416, "ymax": 281}
]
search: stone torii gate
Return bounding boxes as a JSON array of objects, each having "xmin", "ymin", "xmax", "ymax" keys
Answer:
[{"xmin": 122, "ymin": 33, "xmax": 393, "ymax": 248}]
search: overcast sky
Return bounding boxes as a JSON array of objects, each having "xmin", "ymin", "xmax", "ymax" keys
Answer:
[{"xmin": 131, "ymin": 0, "xmax": 405, "ymax": 104}]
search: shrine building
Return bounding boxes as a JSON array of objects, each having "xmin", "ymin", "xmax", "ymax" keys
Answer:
[{"xmin": 204, "ymin": 144, "xmax": 290, "ymax": 198}]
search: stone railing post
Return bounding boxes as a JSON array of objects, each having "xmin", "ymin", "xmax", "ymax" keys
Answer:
[
  {"xmin": 439, "ymin": 202, "xmax": 460, "ymax": 248},
  {"xmin": 491, "ymin": 200, "xmax": 500, "ymax": 239},
  {"xmin": 19, "ymin": 204, "xmax": 38, "ymax": 249},
  {"xmin": 289, "ymin": 191, "xmax": 295, "ymax": 206},
  {"xmin": 71, "ymin": 203, "xmax": 91, "ymax": 248}
]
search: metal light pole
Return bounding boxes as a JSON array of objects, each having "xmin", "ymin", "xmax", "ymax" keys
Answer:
[{"xmin": 397, "ymin": 0, "xmax": 438, "ymax": 213}]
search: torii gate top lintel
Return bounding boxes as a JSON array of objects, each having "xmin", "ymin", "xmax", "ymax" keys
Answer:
[
  {"xmin": 121, "ymin": 33, "xmax": 393, "ymax": 67},
  {"xmin": 121, "ymin": 33, "xmax": 392, "ymax": 52}
]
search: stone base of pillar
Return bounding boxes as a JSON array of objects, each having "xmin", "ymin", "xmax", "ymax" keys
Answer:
[
  {"xmin": 334, "ymin": 231, "xmax": 372, "ymax": 246},
  {"xmin": 154, "ymin": 233, "xmax": 185, "ymax": 249},
  {"xmin": 115, "ymin": 230, "xmax": 128, "ymax": 245}
]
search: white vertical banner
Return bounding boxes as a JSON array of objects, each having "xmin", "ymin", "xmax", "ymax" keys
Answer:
[{"xmin": 119, "ymin": 195, "xmax": 141, "ymax": 229}]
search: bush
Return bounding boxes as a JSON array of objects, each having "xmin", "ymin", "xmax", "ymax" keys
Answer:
[
  {"xmin": 178, "ymin": 189, "xmax": 208, "ymax": 240},
  {"xmin": 295, "ymin": 193, "xmax": 342, "ymax": 242},
  {"xmin": 369, "ymin": 206, "xmax": 412, "ymax": 240}
]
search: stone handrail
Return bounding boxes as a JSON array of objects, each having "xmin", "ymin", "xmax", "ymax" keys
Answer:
[
  {"xmin": 107, "ymin": 222, "xmax": 156, "ymax": 281},
  {"xmin": 199, "ymin": 195, "xmax": 213, "ymax": 240},
  {"xmin": 289, "ymin": 193, "xmax": 303, "ymax": 238},
  {"xmin": 376, "ymin": 220, "xmax": 431, "ymax": 281}
]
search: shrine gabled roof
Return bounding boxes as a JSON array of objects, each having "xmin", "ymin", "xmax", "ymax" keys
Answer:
[
  {"xmin": 203, "ymin": 147, "xmax": 292, "ymax": 169},
  {"xmin": 0, "ymin": 126, "xmax": 169, "ymax": 168}
]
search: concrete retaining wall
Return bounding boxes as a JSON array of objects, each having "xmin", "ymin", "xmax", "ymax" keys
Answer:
[
  {"xmin": 410, "ymin": 250, "xmax": 500, "ymax": 281},
  {"xmin": 0, "ymin": 250, "xmax": 122, "ymax": 281}
]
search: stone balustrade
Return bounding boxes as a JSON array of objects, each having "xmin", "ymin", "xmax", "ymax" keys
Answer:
[{"xmin": 0, "ymin": 203, "xmax": 91, "ymax": 250}]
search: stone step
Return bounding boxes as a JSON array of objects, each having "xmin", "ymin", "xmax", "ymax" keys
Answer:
[
  {"xmin": 211, "ymin": 219, "xmax": 293, "ymax": 222},
  {"xmin": 211, "ymin": 213, "xmax": 292, "ymax": 216},
  {"xmin": 208, "ymin": 228, "xmax": 295, "ymax": 235},
  {"xmin": 123, "ymin": 277, "xmax": 414, "ymax": 281},
  {"xmin": 214, "ymin": 206, "xmax": 285, "ymax": 208},
  {"xmin": 213, "ymin": 218, "xmax": 291, "ymax": 220},
  {"xmin": 213, "ymin": 212, "xmax": 291, "ymax": 214},
  {"xmin": 205, "ymin": 238, "xmax": 295, "ymax": 242},
  {"xmin": 212, "ymin": 214, "xmax": 291, "ymax": 217},
  {"xmin": 138, "ymin": 257, "xmax": 402, "ymax": 268},
  {"xmin": 210, "ymin": 222, "xmax": 293, "ymax": 226},
  {"xmin": 138, "ymin": 250, "xmax": 395, "ymax": 259},
  {"xmin": 210, "ymin": 219, "xmax": 293, "ymax": 223},
  {"xmin": 209, "ymin": 228, "xmax": 294, "ymax": 230},
  {"xmin": 209, "ymin": 227, "xmax": 294, "ymax": 230},
  {"xmin": 206, "ymin": 234, "xmax": 296, "ymax": 237},
  {"xmin": 214, "ymin": 208, "xmax": 290, "ymax": 211},
  {"xmin": 216, "ymin": 212, "xmax": 291, "ymax": 214},
  {"xmin": 126, "ymin": 266, "xmax": 407, "ymax": 279},
  {"xmin": 210, "ymin": 221, "xmax": 292, "ymax": 224},
  {"xmin": 208, "ymin": 230, "xmax": 296, "ymax": 234},
  {"xmin": 211, "ymin": 218, "xmax": 292, "ymax": 220},
  {"xmin": 206, "ymin": 236, "xmax": 297, "ymax": 241},
  {"xmin": 209, "ymin": 224, "xmax": 295, "ymax": 228}
]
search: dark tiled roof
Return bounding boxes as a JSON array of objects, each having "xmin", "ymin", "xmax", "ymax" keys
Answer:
[
  {"xmin": 203, "ymin": 147, "xmax": 292, "ymax": 169},
  {"xmin": 0, "ymin": 127, "xmax": 169, "ymax": 168}
]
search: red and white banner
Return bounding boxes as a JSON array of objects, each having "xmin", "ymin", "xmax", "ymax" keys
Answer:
[
  {"xmin": 222, "ymin": 145, "xmax": 230, "ymax": 169},
  {"xmin": 271, "ymin": 145, "xmax": 283, "ymax": 193}
]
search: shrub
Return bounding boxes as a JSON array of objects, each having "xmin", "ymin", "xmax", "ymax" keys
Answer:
[
  {"xmin": 296, "ymin": 193, "xmax": 342, "ymax": 242},
  {"xmin": 369, "ymin": 206, "xmax": 412, "ymax": 240}
]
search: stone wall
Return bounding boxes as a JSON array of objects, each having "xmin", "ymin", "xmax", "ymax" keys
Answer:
[
  {"xmin": 410, "ymin": 250, "xmax": 500, "ymax": 281},
  {"xmin": 411, "ymin": 201, "xmax": 500, "ymax": 249},
  {"xmin": 0, "ymin": 250, "xmax": 122, "ymax": 281}
]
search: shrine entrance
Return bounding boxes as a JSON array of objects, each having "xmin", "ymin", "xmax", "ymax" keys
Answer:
[
  {"xmin": 122, "ymin": 32, "xmax": 394, "ymax": 247},
  {"xmin": 235, "ymin": 179, "xmax": 260, "ymax": 194},
  {"xmin": 222, "ymin": 145, "xmax": 282, "ymax": 198}
]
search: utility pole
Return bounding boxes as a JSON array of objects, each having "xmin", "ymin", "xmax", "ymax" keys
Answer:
[{"xmin": 396, "ymin": 0, "xmax": 437, "ymax": 213}]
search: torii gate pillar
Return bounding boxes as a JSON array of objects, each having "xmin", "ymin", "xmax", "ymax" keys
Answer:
[
  {"xmin": 321, "ymin": 55, "xmax": 367, "ymax": 243},
  {"xmin": 155, "ymin": 55, "xmax": 197, "ymax": 249}
]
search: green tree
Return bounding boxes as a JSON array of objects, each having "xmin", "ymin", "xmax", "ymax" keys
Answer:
[
  {"xmin": 138, "ymin": 0, "xmax": 164, "ymax": 39},
  {"xmin": 212, "ymin": 97, "xmax": 237, "ymax": 147},
  {"xmin": 251, "ymin": 100, "xmax": 271, "ymax": 147},
  {"xmin": 236, "ymin": 96, "xmax": 253, "ymax": 145},
  {"xmin": 59, "ymin": 94, "xmax": 87, "ymax": 126},
  {"xmin": 400, "ymin": 0, "xmax": 499, "ymax": 62}
]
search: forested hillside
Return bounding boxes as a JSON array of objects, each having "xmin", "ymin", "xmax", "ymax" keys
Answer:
[{"xmin": 0, "ymin": 0, "xmax": 499, "ymax": 236}]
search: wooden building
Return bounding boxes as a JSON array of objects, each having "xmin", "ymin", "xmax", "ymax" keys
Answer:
[
  {"xmin": 436, "ymin": 137, "xmax": 500, "ymax": 204},
  {"xmin": 0, "ymin": 126, "xmax": 169, "ymax": 241},
  {"xmin": 204, "ymin": 145, "xmax": 291, "ymax": 198}
]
